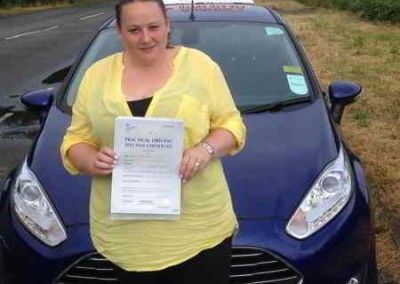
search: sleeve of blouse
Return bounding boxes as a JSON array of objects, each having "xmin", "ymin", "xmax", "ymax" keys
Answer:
[
  {"xmin": 209, "ymin": 62, "xmax": 246, "ymax": 155},
  {"xmin": 60, "ymin": 71, "xmax": 100, "ymax": 175}
]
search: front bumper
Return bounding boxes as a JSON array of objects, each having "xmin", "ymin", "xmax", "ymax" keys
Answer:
[
  {"xmin": 0, "ymin": 185, "xmax": 92, "ymax": 284},
  {"xmin": 234, "ymin": 182, "xmax": 374, "ymax": 284},
  {"xmin": 0, "ymin": 176, "xmax": 374, "ymax": 284}
]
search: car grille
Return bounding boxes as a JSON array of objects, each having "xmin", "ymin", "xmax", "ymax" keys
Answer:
[
  {"xmin": 55, "ymin": 248, "xmax": 302, "ymax": 284},
  {"xmin": 230, "ymin": 247, "xmax": 302, "ymax": 284}
]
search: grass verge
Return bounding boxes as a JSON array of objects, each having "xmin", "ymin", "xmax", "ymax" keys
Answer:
[
  {"xmin": 296, "ymin": 0, "xmax": 400, "ymax": 22},
  {"xmin": 257, "ymin": 0, "xmax": 400, "ymax": 281},
  {"xmin": 0, "ymin": 0, "xmax": 110, "ymax": 16}
]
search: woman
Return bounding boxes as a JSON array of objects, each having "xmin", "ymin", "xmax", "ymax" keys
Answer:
[{"xmin": 60, "ymin": 0, "xmax": 246, "ymax": 282}]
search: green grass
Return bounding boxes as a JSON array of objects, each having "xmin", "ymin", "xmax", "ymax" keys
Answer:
[
  {"xmin": 1, "ymin": 0, "xmax": 70, "ymax": 8},
  {"xmin": 296, "ymin": 0, "xmax": 400, "ymax": 22},
  {"xmin": 352, "ymin": 110, "xmax": 371, "ymax": 127}
]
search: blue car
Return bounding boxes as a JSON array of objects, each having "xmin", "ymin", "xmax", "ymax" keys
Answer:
[{"xmin": 0, "ymin": 1, "xmax": 377, "ymax": 283}]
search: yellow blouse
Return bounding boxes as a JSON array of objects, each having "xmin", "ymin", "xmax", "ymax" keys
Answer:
[{"xmin": 60, "ymin": 46, "xmax": 246, "ymax": 271}]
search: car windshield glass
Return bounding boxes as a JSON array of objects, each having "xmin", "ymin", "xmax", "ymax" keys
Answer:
[{"xmin": 64, "ymin": 22, "xmax": 312, "ymax": 108}]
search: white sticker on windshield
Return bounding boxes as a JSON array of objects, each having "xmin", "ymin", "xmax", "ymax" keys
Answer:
[
  {"xmin": 287, "ymin": 74, "xmax": 308, "ymax": 95},
  {"xmin": 265, "ymin": 27, "xmax": 284, "ymax": 36}
]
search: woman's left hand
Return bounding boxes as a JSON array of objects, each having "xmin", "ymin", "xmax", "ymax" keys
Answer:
[{"xmin": 179, "ymin": 144, "xmax": 212, "ymax": 183}]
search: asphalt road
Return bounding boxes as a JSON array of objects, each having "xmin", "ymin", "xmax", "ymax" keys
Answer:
[{"xmin": 0, "ymin": 2, "xmax": 116, "ymax": 180}]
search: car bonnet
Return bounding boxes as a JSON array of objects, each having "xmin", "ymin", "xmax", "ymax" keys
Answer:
[{"xmin": 223, "ymin": 98, "xmax": 338, "ymax": 220}]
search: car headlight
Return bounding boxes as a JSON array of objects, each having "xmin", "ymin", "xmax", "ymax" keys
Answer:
[
  {"xmin": 286, "ymin": 144, "xmax": 352, "ymax": 239},
  {"xmin": 12, "ymin": 159, "xmax": 67, "ymax": 246}
]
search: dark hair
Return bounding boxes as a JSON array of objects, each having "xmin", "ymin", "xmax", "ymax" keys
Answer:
[{"xmin": 115, "ymin": 0, "xmax": 168, "ymax": 29}]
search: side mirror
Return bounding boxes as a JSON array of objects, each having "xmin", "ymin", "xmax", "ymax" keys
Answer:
[
  {"xmin": 21, "ymin": 88, "xmax": 54, "ymax": 122},
  {"xmin": 329, "ymin": 81, "xmax": 362, "ymax": 124}
]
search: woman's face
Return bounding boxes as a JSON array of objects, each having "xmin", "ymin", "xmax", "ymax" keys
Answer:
[{"xmin": 118, "ymin": 1, "xmax": 170, "ymax": 63}]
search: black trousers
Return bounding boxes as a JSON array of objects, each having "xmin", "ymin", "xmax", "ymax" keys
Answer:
[{"xmin": 113, "ymin": 237, "xmax": 232, "ymax": 284}]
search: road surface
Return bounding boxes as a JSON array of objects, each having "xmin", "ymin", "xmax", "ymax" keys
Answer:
[{"xmin": 0, "ymin": 2, "xmax": 115, "ymax": 180}]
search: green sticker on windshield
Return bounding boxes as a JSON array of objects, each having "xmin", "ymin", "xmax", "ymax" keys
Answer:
[
  {"xmin": 265, "ymin": 27, "xmax": 284, "ymax": 36},
  {"xmin": 283, "ymin": 65, "xmax": 303, "ymax": 74},
  {"xmin": 287, "ymin": 74, "xmax": 308, "ymax": 95}
]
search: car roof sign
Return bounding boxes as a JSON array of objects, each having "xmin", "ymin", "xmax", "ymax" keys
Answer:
[{"xmin": 163, "ymin": 0, "xmax": 255, "ymax": 5}]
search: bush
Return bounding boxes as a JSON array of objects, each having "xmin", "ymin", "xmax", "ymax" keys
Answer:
[
  {"xmin": 0, "ymin": 0, "xmax": 67, "ymax": 7},
  {"xmin": 297, "ymin": 0, "xmax": 400, "ymax": 22}
]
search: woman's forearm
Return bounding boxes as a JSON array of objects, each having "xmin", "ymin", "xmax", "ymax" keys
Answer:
[
  {"xmin": 179, "ymin": 128, "xmax": 237, "ymax": 181},
  {"xmin": 202, "ymin": 128, "xmax": 237, "ymax": 159},
  {"xmin": 67, "ymin": 143, "xmax": 98, "ymax": 175},
  {"xmin": 67, "ymin": 143, "xmax": 117, "ymax": 176}
]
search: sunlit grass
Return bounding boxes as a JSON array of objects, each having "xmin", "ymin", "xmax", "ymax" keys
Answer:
[
  {"xmin": 0, "ymin": 2, "xmax": 68, "ymax": 15},
  {"xmin": 258, "ymin": 0, "xmax": 400, "ymax": 281}
]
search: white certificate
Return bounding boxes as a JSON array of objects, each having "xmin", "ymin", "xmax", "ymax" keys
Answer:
[{"xmin": 111, "ymin": 117, "xmax": 184, "ymax": 220}]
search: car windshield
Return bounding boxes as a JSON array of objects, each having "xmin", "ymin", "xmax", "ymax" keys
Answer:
[{"xmin": 64, "ymin": 22, "xmax": 312, "ymax": 109}]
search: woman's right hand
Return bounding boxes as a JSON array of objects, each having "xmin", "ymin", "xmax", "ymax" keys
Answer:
[{"xmin": 91, "ymin": 147, "xmax": 118, "ymax": 176}]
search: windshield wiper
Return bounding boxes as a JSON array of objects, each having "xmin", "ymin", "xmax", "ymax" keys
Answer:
[{"xmin": 239, "ymin": 97, "xmax": 312, "ymax": 114}]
